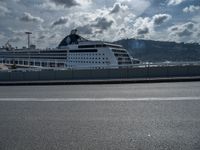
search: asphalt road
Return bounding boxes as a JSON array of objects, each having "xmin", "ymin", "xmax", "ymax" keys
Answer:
[{"xmin": 0, "ymin": 82, "xmax": 200, "ymax": 150}]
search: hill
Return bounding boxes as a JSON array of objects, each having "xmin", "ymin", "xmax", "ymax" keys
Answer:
[{"xmin": 115, "ymin": 39, "xmax": 200, "ymax": 62}]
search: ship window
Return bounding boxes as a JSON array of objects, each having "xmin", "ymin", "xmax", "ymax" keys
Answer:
[
  {"xmin": 70, "ymin": 49, "xmax": 97, "ymax": 53},
  {"xmin": 35, "ymin": 62, "xmax": 40, "ymax": 66},
  {"xmin": 78, "ymin": 45, "xmax": 95, "ymax": 48}
]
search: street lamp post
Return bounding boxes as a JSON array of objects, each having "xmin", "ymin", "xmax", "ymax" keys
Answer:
[
  {"xmin": 25, "ymin": 32, "xmax": 32, "ymax": 49},
  {"xmin": 25, "ymin": 32, "xmax": 32, "ymax": 67}
]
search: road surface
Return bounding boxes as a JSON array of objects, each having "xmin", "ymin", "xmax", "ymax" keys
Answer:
[{"xmin": 0, "ymin": 82, "xmax": 200, "ymax": 150}]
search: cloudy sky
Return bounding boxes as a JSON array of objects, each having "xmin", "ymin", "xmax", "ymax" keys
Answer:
[{"xmin": 0, "ymin": 0, "xmax": 200, "ymax": 48}]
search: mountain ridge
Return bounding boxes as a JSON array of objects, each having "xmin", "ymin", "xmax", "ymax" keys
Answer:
[{"xmin": 115, "ymin": 39, "xmax": 200, "ymax": 62}]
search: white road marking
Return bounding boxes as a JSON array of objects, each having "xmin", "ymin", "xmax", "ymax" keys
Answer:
[{"xmin": 0, "ymin": 97, "xmax": 199, "ymax": 101}]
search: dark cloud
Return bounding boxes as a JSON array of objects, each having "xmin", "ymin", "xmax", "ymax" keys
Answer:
[
  {"xmin": 169, "ymin": 22, "xmax": 196, "ymax": 38},
  {"xmin": 153, "ymin": 14, "xmax": 171, "ymax": 25},
  {"xmin": 38, "ymin": 35, "xmax": 46, "ymax": 40},
  {"xmin": 77, "ymin": 25, "xmax": 93, "ymax": 34},
  {"xmin": 110, "ymin": 3, "xmax": 121, "ymax": 14},
  {"xmin": 197, "ymin": 32, "xmax": 200, "ymax": 37},
  {"xmin": 52, "ymin": 17, "xmax": 68, "ymax": 27},
  {"xmin": 92, "ymin": 17, "xmax": 114, "ymax": 30},
  {"xmin": 177, "ymin": 29, "xmax": 193, "ymax": 37},
  {"xmin": 183, "ymin": 22, "xmax": 194, "ymax": 30},
  {"xmin": 137, "ymin": 27, "xmax": 149, "ymax": 35},
  {"xmin": 49, "ymin": 34, "xmax": 57, "ymax": 39},
  {"xmin": 170, "ymin": 26, "xmax": 179, "ymax": 31},
  {"xmin": 120, "ymin": 28, "xmax": 126, "ymax": 33},
  {"xmin": 19, "ymin": 12, "xmax": 44, "ymax": 23},
  {"xmin": 76, "ymin": 17, "xmax": 114, "ymax": 35},
  {"xmin": 50, "ymin": 0, "xmax": 79, "ymax": 8}
]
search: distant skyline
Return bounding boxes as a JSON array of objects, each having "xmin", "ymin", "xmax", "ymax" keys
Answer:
[{"xmin": 0, "ymin": 0, "xmax": 199, "ymax": 48}]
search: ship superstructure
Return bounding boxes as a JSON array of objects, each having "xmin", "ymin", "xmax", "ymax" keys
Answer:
[{"xmin": 0, "ymin": 30, "xmax": 138, "ymax": 69}]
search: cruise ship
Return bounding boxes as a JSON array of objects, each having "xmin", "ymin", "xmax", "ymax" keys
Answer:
[{"xmin": 0, "ymin": 30, "xmax": 139, "ymax": 69}]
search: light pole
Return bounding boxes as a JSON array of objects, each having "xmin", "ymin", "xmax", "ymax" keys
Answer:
[
  {"xmin": 25, "ymin": 32, "xmax": 32, "ymax": 67},
  {"xmin": 25, "ymin": 32, "xmax": 32, "ymax": 49}
]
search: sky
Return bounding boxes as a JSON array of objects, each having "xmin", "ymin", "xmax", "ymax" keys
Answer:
[{"xmin": 0, "ymin": 0, "xmax": 200, "ymax": 48}]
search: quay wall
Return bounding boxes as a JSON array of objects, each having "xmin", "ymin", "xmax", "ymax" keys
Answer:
[{"xmin": 0, "ymin": 65, "xmax": 200, "ymax": 82}]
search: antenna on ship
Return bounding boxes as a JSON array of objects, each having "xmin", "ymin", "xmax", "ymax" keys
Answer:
[{"xmin": 25, "ymin": 32, "xmax": 32, "ymax": 49}]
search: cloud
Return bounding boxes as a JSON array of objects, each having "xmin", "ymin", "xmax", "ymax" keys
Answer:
[
  {"xmin": 38, "ymin": 1, "xmax": 62, "ymax": 11},
  {"xmin": 0, "ymin": 5, "xmax": 10, "ymax": 16},
  {"xmin": 152, "ymin": 14, "xmax": 172, "ymax": 25},
  {"xmin": 38, "ymin": 35, "xmax": 46, "ymax": 40},
  {"xmin": 8, "ymin": 28, "xmax": 29, "ymax": 36},
  {"xmin": 133, "ymin": 14, "xmax": 171, "ymax": 37},
  {"xmin": 168, "ymin": 0, "xmax": 185, "ymax": 6},
  {"xmin": 168, "ymin": 22, "xmax": 195, "ymax": 37},
  {"xmin": 177, "ymin": 29, "xmax": 193, "ymax": 37},
  {"xmin": 77, "ymin": 25, "xmax": 93, "ymax": 34},
  {"xmin": 183, "ymin": 22, "xmax": 195, "ymax": 30},
  {"xmin": 110, "ymin": 3, "xmax": 121, "ymax": 14},
  {"xmin": 192, "ymin": 15, "xmax": 200, "ymax": 23},
  {"xmin": 49, "ymin": 0, "xmax": 79, "ymax": 8},
  {"xmin": 38, "ymin": 0, "xmax": 91, "ymax": 11},
  {"xmin": 19, "ymin": 12, "xmax": 44, "ymax": 23},
  {"xmin": 51, "ymin": 16, "xmax": 68, "ymax": 27},
  {"xmin": 77, "ymin": 0, "xmax": 92, "ymax": 6},
  {"xmin": 117, "ymin": 0, "xmax": 150, "ymax": 16},
  {"xmin": 183, "ymin": 5, "xmax": 200, "ymax": 13},
  {"xmin": 49, "ymin": 33, "xmax": 60, "ymax": 39},
  {"xmin": 74, "ymin": 16, "xmax": 114, "ymax": 36},
  {"xmin": 9, "ymin": 37, "xmax": 21, "ymax": 43},
  {"xmin": 137, "ymin": 27, "xmax": 149, "ymax": 35},
  {"xmin": 92, "ymin": 17, "xmax": 114, "ymax": 30},
  {"xmin": 0, "ymin": 33, "xmax": 5, "ymax": 40},
  {"xmin": 133, "ymin": 17, "xmax": 153, "ymax": 37}
]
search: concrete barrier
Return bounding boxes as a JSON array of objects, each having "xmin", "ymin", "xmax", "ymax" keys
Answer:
[
  {"xmin": 10, "ymin": 71, "xmax": 24, "ymax": 81},
  {"xmin": 108, "ymin": 68, "xmax": 127, "ymax": 79},
  {"xmin": 0, "ymin": 72, "xmax": 10, "ymax": 81},
  {"xmin": 39, "ymin": 70, "xmax": 56, "ymax": 81},
  {"xmin": 72, "ymin": 69, "xmax": 92, "ymax": 80},
  {"xmin": 148, "ymin": 66, "xmax": 169, "ymax": 78},
  {"xmin": 23, "ymin": 71, "xmax": 40, "ymax": 81},
  {"xmin": 0, "ymin": 65, "xmax": 200, "ymax": 82},
  {"xmin": 90, "ymin": 69, "xmax": 110, "ymax": 79},
  {"xmin": 55, "ymin": 70, "xmax": 73, "ymax": 80},
  {"xmin": 187, "ymin": 66, "xmax": 200, "ymax": 76},
  {"xmin": 168, "ymin": 66, "xmax": 189, "ymax": 77},
  {"xmin": 127, "ymin": 67, "xmax": 147, "ymax": 78}
]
